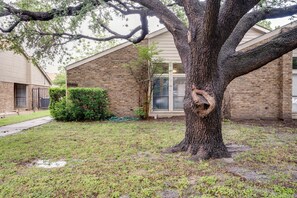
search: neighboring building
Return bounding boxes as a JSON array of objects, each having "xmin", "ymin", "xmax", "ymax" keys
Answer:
[
  {"xmin": 46, "ymin": 72, "xmax": 58, "ymax": 82},
  {"xmin": 0, "ymin": 51, "xmax": 52, "ymax": 113},
  {"xmin": 66, "ymin": 23, "xmax": 296, "ymax": 120}
]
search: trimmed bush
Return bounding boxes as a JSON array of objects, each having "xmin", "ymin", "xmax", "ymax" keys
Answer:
[
  {"xmin": 49, "ymin": 87, "xmax": 66, "ymax": 110},
  {"xmin": 49, "ymin": 87, "xmax": 110, "ymax": 121}
]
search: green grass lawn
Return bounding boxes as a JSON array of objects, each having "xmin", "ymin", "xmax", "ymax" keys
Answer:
[
  {"xmin": 0, "ymin": 119, "xmax": 296, "ymax": 197},
  {"xmin": 0, "ymin": 110, "xmax": 50, "ymax": 127}
]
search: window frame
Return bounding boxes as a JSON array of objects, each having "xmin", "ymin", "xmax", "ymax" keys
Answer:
[{"xmin": 151, "ymin": 62, "xmax": 186, "ymax": 113}]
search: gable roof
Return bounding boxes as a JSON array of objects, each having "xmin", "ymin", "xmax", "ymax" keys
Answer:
[
  {"xmin": 21, "ymin": 52, "xmax": 52, "ymax": 85},
  {"xmin": 66, "ymin": 25, "xmax": 269, "ymax": 71},
  {"xmin": 0, "ymin": 39, "xmax": 52, "ymax": 85},
  {"xmin": 36, "ymin": 64, "xmax": 52, "ymax": 85}
]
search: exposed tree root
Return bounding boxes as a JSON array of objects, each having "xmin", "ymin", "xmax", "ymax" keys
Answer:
[
  {"xmin": 164, "ymin": 139, "xmax": 231, "ymax": 160},
  {"xmin": 163, "ymin": 139, "xmax": 188, "ymax": 153}
]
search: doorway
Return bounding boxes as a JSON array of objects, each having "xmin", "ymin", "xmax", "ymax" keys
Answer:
[{"xmin": 14, "ymin": 84, "xmax": 27, "ymax": 108}]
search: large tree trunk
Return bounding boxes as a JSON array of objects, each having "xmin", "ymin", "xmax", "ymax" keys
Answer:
[
  {"xmin": 167, "ymin": 38, "xmax": 231, "ymax": 160},
  {"xmin": 169, "ymin": 86, "xmax": 231, "ymax": 160}
]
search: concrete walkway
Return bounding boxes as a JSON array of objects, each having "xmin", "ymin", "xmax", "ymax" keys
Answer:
[{"xmin": 0, "ymin": 116, "xmax": 53, "ymax": 137}]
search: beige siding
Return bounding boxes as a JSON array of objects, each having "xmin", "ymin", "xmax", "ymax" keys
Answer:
[
  {"xmin": 31, "ymin": 65, "xmax": 51, "ymax": 86},
  {"xmin": 149, "ymin": 31, "xmax": 181, "ymax": 63},
  {"xmin": 0, "ymin": 50, "xmax": 50, "ymax": 86},
  {"xmin": 0, "ymin": 51, "xmax": 29, "ymax": 84},
  {"xmin": 240, "ymin": 28, "xmax": 264, "ymax": 44},
  {"xmin": 149, "ymin": 27, "xmax": 264, "ymax": 63}
]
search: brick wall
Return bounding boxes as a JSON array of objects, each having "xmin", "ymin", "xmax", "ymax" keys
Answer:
[
  {"xmin": 67, "ymin": 44, "xmax": 144, "ymax": 117},
  {"xmin": 0, "ymin": 82, "xmax": 14, "ymax": 113},
  {"xmin": 67, "ymin": 37, "xmax": 292, "ymax": 120},
  {"xmin": 0, "ymin": 82, "xmax": 50, "ymax": 113},
  {"xmin": 224, "ymin": 44, "xmax": 292, "ymax": 120}
]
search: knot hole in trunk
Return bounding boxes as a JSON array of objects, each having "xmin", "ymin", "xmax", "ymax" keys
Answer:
[{"xmin": 191, "ymin": 85, "xmax": 216, "ymax": 118}]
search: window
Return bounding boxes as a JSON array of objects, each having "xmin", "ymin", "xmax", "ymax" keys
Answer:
[
  {"xmin": 293, "ymin": 57, "xmax": 297, "ymax": 69},
  {"xmin": 153, "ymin": 77, "xmax": 169, "ymax": 110},
  {"xmin": 173, "ymin": 63, "xmax": 184, "ymax": 74},
  {"xmin": 154, "ymin": 63, "xmax": 169, "ymax": 74},
  {"xmin": 173, "ymin": 77, "xmax": 186, "ymax": 110},
  {"xmin": 152, "ymin": 63, "xmax": 186, "ymax": 112},
  {"xmin": 15, "ymin": 84, "xmax": 27, "ymax": 108},
  {"xmin": 293, "ymin": 74, "xmax": 297, "ymax": 113}
]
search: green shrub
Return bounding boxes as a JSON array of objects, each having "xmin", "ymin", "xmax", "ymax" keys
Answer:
[
  {"xmin": 49, "ymin": 87, "xmax": 110, "ymax": 121},
  {"xmin": 50, "ymin": 97, "xmax": 74, "ymax": 121},
  {"xmin": 49, "ymin": 87, "xmax": 66, "ymax": 109},
  {"xmin": 133, "ymin": 107, "xmax": 145, "ymax": 119}
]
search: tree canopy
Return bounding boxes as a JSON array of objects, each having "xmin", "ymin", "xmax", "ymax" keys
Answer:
[
  {"xmin": 0, "ymin": 1, "xmax": 296, "ymax": 67},
  {"xmin": 1, "ymin": 0, "xmax": 297, "ymax": 160},
  {"xmin": 0, "ymin": 1, "xmax": 297, "ymax": 66}
]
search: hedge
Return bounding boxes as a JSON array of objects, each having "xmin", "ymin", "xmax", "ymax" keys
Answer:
[
  {"xmin": 49, "ymin": 87, "xmax": 66, "ymax": 110},
  {"xmin": 49, "ymin": 87, "xmax": 110, "ymax": 121}
]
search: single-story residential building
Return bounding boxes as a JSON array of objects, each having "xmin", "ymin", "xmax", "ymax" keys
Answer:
[
  {"xmin": 0, "ymin": 50, "xmax": 52, "ymax": 113},
  {"xmin": 66, "ymin": 23, "xmax": 297, "ymax": 120}
]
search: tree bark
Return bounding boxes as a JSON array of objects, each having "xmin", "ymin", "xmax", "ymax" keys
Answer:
[
  {"xmin": 168, "ymin": 85, "xmax": 230, "ymax": 160},
  {"xmin": 166, "ymin": 42, "xmax": 231, "ymax": 160}
]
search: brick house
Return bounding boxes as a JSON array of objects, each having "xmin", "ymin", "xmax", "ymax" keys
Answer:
[
  {"xmin": 0, "ymin": 50, "xmax": 52, "ymax": 113},
  {"xmin": 66, "ymin": 23, "xmax": 297, "ymax": 120}
]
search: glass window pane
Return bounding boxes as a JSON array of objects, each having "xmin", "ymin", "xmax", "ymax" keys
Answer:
[
  {"xmin": 293, "ymin": 96, "xmax": 297, "ymax": 113},
  {"xmin": 173, "ymin": 77, "xmax": 186, "ymax": 110},
  {"xmin": 293, "ymin": 57, "xmax": 297, "ymax": 69},
  {"xmin": 173, "ymin": 63, "xmax": 184, "ymax": 74},
  {"xmin": 293, "ymin": 74, "xmax": 297, "ymax": 96},
  {"xmin": 293, "ymin": 74, "xmax": 297, "ymax": 113},
  {"xmin": 153, "ymin": 77, "xmax": 169, "ymax": 111}
]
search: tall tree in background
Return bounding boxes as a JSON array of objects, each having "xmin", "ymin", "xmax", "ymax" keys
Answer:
[
  {"xmin": 1, "ymin": 0, "xmax": 297, "ymax": 160},
  {"xmin": 52, "ymin": 69, "xmax": 66, "ymax": 87}
]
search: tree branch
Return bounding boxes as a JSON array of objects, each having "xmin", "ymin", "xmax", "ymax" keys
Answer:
[
  {"xmin": 202, "ymin": 0, "xmax": 220, "ymax": 44},
  {"xmin": 218, "ymin": 0, "xmax": 260, "ymax": 44},
  {"xmin": 182, "ymin": 0, "xmax": 205, "ymax": 20},
  {"xmin": 224, "ymin": 25, "xmax": 297, "ymax": 81},
  {"xmin": 131, "ymin": 0, "xmax": 189, "ymax": 64},
  {"xmin": 0, "ymin": 1, "xmax": 108, "ymax": 33},
  {"xmin": 0, "ymin": 19, "xmax": 21, "ymax": 32},
  {"xmin": 220, "ymin": 4, "xmax": 297, "ymax": 66},
  {"xmin": 131, "ymin": 0, "xmax": 186, "ymax": 36},
  {"xmin": 36, "ymin": 24, "xmax": 143, "ymax": 43},
  {"xmin": 0, "ymin": 0, "xmax": 106, "ymax": 23}
]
